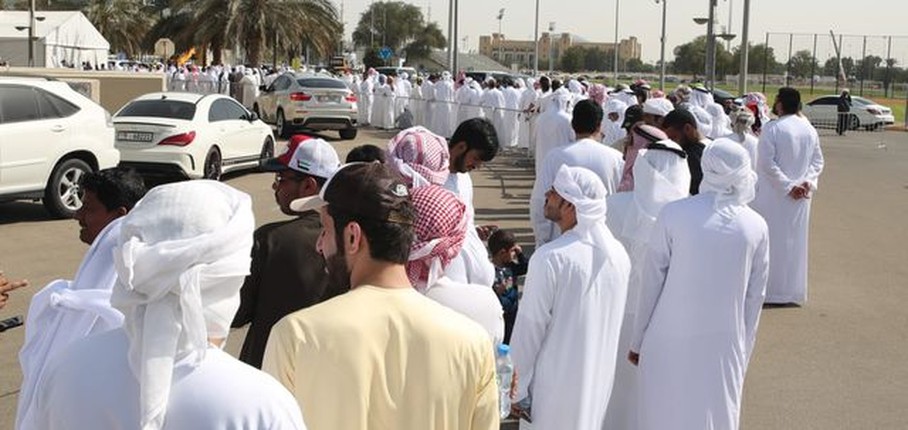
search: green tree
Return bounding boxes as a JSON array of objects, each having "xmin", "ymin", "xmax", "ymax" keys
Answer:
[
  {"xmin": 559, "ymin": 46, "xmax": 585, "ymax": 73},
  {"xmin": 583, "ymin": 48, "xmax": 610, "ymax": 72},
  {"xmin": 84, "ymin": 0, "xmax": 154, "ymax": 57},
  {"xmin": 822, "ymin": 56, "xmax": 855, "ymax": 78},
  {"xmin": 352, "ymin": 1, "xmax": 445, "ymax": 60},
  {"xmin": 671, "ymin": 36, "xmax": 708, "ymax": 75},
  {"xmin": 732, "ymin": 43, "xmax": 781, "ymax": 74},
  {"xmin": 786, "ymin": 50, "xmax": 818, "ymax": 78},
  {"xmin": 856, "ymin": 55, "xmax": 883, "ymax": 80}
]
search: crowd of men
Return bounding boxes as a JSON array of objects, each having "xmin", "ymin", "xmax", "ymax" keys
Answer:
[{"xmin": 2, "ymin": 63, "xmax": 826, "ymax": 429}]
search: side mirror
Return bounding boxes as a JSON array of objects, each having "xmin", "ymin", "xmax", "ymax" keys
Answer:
[{"xmin": 247, "ymin": 111, "xmax": 259, "ymax": 122}]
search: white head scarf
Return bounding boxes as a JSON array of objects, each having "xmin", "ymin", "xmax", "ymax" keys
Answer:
[
  {"xmin": 619, "ymin": 140, "xmax": 691, "ymax": 241},
  {"xmin": 552, "ymin": 165, "xmax": 610, "ymax": 249},
  {"xmin": 700, "ymin": 138, "xmax": 757, "ymax": 216},
  {"xmin": 606, "ymin": 98, "xmax": 628, "ymax": 123},
  {"xmin": 110, "ymin": 180, "xmax": 254, "ymax": 430}
]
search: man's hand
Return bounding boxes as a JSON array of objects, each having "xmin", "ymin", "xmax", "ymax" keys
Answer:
[
  {"xmin": 788, "ymin": 185, "xmax": 809, "ymax": 200},
  {"xmin": 628, "ymin": 350, "xmax": 640, "ymax": 366},
  {"xmin": 476, "ymin": 224, "xmax": 498, "ymax": 241},
  {"xmin": 0, "ymin": 272, "xmax": 28, "ymax": 309}
]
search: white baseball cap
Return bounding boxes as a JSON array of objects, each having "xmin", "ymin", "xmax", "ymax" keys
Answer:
[{"xmin": 261, "ymin": 135, "xmax": 340, "ymax": 179}]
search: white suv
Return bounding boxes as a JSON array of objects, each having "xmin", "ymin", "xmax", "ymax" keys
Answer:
[
  {"xmin": 0, "ymin": 75, "xmax": 119, "ymax": 218},
  {"xmin": 253, "ymin": 73, "xmax": 358, "ymax": 139}
]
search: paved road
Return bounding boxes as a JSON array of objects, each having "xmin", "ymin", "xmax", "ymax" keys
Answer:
[{"xmin": 1, "ymin": 127, "xmax": 906, "ymax": 429}]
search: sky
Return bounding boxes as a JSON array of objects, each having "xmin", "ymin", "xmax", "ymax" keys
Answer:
[{"xmin": 337, "ymin": 0, "xmax": 908, "ymax": 65}]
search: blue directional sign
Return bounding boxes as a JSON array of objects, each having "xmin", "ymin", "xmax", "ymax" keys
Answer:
[{"xmin": 379, "ymin": 46, "xmax": 394, "ymax": 60}]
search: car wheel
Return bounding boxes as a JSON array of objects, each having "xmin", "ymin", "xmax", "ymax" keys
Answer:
[
  {"xmin": 276, "ymin": 109, "xmax": 291, "ymax": 139},
  {"xmin": 43, "ymin": 158, "xmax": 91, "ymax": 219},
  {"xmin": 258, "ymin": 136, "xmax": 275, "ymax": 169},
  {"xmin": 848, "ymin": 114, "xmax": 860, "ymax": 130},
  {"xmin": 203, "ymin": 147, "xmax": 222, "ymax": 181},
  {"xmin": 339, "ymin": 128, "xmax": 358, "ymax": 140}
]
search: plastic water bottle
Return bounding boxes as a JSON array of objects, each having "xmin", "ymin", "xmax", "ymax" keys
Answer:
[{"xmin": 496, "ymin": 344, "xmax": 514, "ymax": 419}]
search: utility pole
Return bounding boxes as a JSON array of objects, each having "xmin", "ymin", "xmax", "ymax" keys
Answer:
[
  {"xmin": 737, "ymin": 0, "xmax": 750, "ymax": 94},
  {"xmin": 613, "ymin": 0, "xmax": 620, "ymax": 85},
  {"xmin": 706, "ymin": 0, "xmax": 717, "ymax": 89},
  {"xmin": 533, "ymin": 0, "xmax": 540, "ymax": 76},
  {"xmin": 28, "ymin": 0, "xmax": 35, "ymax": 67}
]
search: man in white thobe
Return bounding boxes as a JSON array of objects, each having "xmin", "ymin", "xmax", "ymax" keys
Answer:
[
  {"xmin": 422, "ymin": 75, "xmax": 437, "ymax": 133},
  {"xmin": 602, "ymin": 100, "xmax": 629, "ymax": 151},
  {"xmin": 32, "ymin": 181, "xmax": 305, "ymax": 430},
  {"xmin": 511, "ymin": 165, "xmax": 630, "ymax": 430},
  {"xmin": 444, "ymin": 118, "xmax": 500, "ymax": 288},
  {"xmin": 630, "ymin": 138, "xmax": 769, "ymax": 430},
  {"xmin": 467, "ymin": 79, "xmax": 485, "ymax": 120},
  {"xmin": 501, "ymin": 78, "xmax": 522, "ymax": 149},
  {"xmin": 16, "ymin": 169, "xmax": 146, "ymax": 430},
  {"xmin": 518, "ymin": 78, "xmax": 539, "ymax": 151},
  {"xmin": 603, "ymin": 140, "xmax": 690, "ymax": 430},
  {"xmin": 358, "ymin": 71, "xmax": 374, "ymax": 126},
  {"xmin": 455, "ymin": 77, "xmax": 476, "ymax": 125},
  {"xmin": 407, "ymin": 185, "xmax": 505, "ymax": 346},
  {"xmin": 750, "ymin": 87, "xmax": 824, "ymax": 304},
  {"xmin": 480, "ymin": 78, "xmax": 506, "ymax": 145},
  {"xmin": 532, "ymin": 89, "xmax": 574, "ymax": 175},
  {"xmin": 531, "ymin": 100, "xmax": 621, "ymax": 247},
  {"xmin": 432, "ymin": 72, "xmax": 456, "ymax": 138},
  {"xmin": 679, "ymin": 84, "xmax": 715, "ymax": 139}
]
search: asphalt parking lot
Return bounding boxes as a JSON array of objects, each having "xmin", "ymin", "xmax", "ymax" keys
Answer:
[{"xmin": 1, "ymin": 127, "xmax": 907, "ymax": 429}]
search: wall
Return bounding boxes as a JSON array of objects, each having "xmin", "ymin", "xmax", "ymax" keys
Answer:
[{"xmin": 2, "ymin": 67, "xmax": 166, "ymax": 112}]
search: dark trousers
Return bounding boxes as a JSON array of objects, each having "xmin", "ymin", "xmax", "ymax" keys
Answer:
[{"xmin": 836, "ymin": 111, "xmax": 849, "ymax": 135}]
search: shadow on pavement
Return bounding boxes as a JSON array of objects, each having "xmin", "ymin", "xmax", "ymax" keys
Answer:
[{"xmin": 0, "ymin": 201, "xmax": 56, "ymax": 225}]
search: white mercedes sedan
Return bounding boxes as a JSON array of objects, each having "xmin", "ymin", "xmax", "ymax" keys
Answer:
[{"xmin": 114, "ymin": 92, "xmax": 275, "ymax": 180}]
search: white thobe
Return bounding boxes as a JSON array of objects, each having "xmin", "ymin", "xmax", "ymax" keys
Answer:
[
  {"xmin": 33, "ymin": 329, "xmax": 306, "ymax": 430},
  {"xmin": 443, "ymin": 172, "xmax": 496, "ymax": 288},
  {"xmin": 410, "ymin": 84, "xmax": 424, "ymax": 127},
  {"xmin": 467, "ymin": 86, "xmax": 485, "ymax": 120},
  {"xmin": 530, "ymin": 138, "xmax": 623, "ymax": 247},
  {"xmin": 373, "ymin": 84, "xmax": 396, "ymax": 129},
  {"xmin": 422, "ymin": 81, "xmax": 436, "ymax": 133},
  {"xmin": 432, "ymin": 80, "xmax": 456, "ymax": 138},
  {"xmin": 750, "ymin": 114, "xmax": 824, "ymax": 304},
  {"xmin": 631, "ymin": 194, "xmax": 769, "ymax": 430},
  {"xmin": 511, "ymin": 228, "xmax": 630, "ymax": 430},
  {"xmin": 425, "ymin": 276, "xmax": 504, "ymax": 346},
  {"xmin": 240, "ymin": 75, "xmax": 258, "ymax": 109},
  {"xmin": 723, "ymin": 132, "xmax": 759, "ymax": 170},
  {"xmin": 396, "ymin": 79, "xmax": 412, "ymax": 116},
  {"xmin": 532, "ymin": 108, "xmax": 574, "ymax": 175},
  {"xmin": 518, "ymin": 88, "xmax": 539, "ymax": 150},
  {"xmin": 455, "ymin": 85, "xmax": 476, "ymax": 126},
  {"xmin": 358, "ymin": 79, "xmax": 374, "ymax": 125},
  {"xmin": 16, "ymin": 219, "xmax": 125, "ymax": 430},
  {"xmin": 480, "ymin": 89, "xmax": 506, "ymax": 143},
  {"xmin": 501, "ymin": 87, "xmax": 522, "ymax": 148}
]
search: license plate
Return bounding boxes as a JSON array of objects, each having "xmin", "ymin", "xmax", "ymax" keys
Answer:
[
  {"xmin": 117, "ymin": 131, "xmax": 154, "ymax": 142},
  {"xmin": 317, "ymin": 96, "xmax": 339, "ymax": 103}
]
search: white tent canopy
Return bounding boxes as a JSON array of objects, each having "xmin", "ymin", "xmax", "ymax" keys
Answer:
[{"xmin": 0, "ymin": 11, "xmax": 110, "ymax": 68}]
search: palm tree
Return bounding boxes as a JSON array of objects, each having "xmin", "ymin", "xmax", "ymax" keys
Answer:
[
  {"xmin": 181, "ymin": 0, "xmax": 341, "ymax": 67},
  {"xmin": 84, "ymin": 0, "xmax": 154, "ymax": 58}
]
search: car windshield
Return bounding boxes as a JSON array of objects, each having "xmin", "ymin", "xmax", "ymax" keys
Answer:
[
  {"xmin": 117, "ymin": 100, "xmax": 196, "ymax": 120},
  {"xmin": 297, "ymin": 78, "xmax": 348, "ymax": 89}
]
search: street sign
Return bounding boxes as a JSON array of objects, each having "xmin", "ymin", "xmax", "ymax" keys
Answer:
[
  {"xmin": 379, "ymin": 47, "xmax": 393, "ymax": 60},
  {"xmin": 154, "ymin": 38, "xmax": 174, "ymax": 59}
]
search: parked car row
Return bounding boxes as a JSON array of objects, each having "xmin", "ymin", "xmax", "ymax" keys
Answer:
[{"xmin": 0, "ymin": 75, "xmax": 286, "ymax": 218}]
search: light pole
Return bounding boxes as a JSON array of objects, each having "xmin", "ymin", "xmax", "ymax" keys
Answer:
[
  {"xmin": 14, "ymin": 0, "xmax": 44, "ymax": 67},
  {"xmin": 655, "ymin": 0, "xmax": 667, "ymax": 91},
  {"xmin": 613, "ymin": 0, "xmax": 620, "ymax": 86},
  {"xmin": 496, "ymin": 9, "xmax": 505, "ymax": 65},
  {"xmin": 548, "ymin": 22, "xmax": 555, "ymax": 74},
  {"xmin": 694, "ymin": 0, "xmax": 718, "ymax": 89},
  {"xmin": 738, "ymin": 0, "xmax": 750, "ymax": 94},
  {"xmin": 533, "ymin": 0, "xmax": 540, "ymax": 76}
]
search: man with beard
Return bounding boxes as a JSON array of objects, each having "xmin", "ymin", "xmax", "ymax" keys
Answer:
[
  {"xmin": 17, "ymin": 168, "xmax": 146, "ymax": 430},
  {"xmin": 445, "ymin": 118, "xmax": 500, "ymax": 287},
  {"xmin": 231, "ymin": 135, "xmax": 339, "ymax": 369},
  {"xmin": 662, "ymin": 108, "xmax": 712, "ymax": 195},
  {"xmin": 263, "ymin": 163, "xmax": 499, "ymax": 430}
]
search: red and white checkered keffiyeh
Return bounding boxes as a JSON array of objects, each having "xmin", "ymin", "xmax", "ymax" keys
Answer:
[
  {"xmin": 387, "ymin": 126, "xmax": 451, "ymax": 188},
  {"xmin": 406, "ymin": 185, "xmax": 467, "ymax": 291}
]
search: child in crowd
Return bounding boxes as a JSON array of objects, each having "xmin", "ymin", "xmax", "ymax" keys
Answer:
[{"xmin": 488, "ymin": 228, "xmax": 528, "ymax": 344}]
